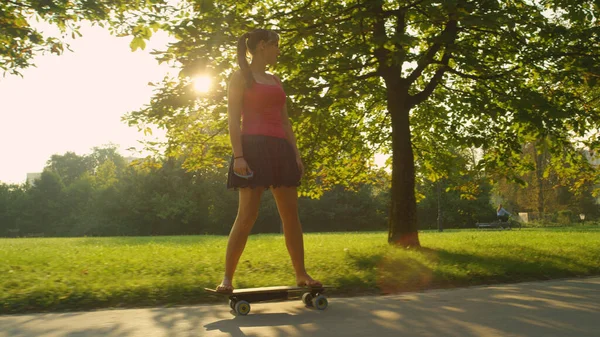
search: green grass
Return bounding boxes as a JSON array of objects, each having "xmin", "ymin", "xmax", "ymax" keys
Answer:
[{"xmin": 1, "ymin": 226, "xmax": 599, "ymax": 314}]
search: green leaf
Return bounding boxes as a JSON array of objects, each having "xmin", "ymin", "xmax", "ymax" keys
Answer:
[{"xmin": 129, "ymin": 36, "xmax": 146, "ymax": 52}]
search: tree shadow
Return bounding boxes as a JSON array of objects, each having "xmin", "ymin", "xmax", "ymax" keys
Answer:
[
  {"xmin": 197, "ymin": 277, "xmax": 599, "ymax": 336},
  {"xmin": 204, "ymin": 312, "xmax": 311, "ymax": 336},
  {"xmin": 0, "ymin": 313, "xmax": 134, "ymax": 337}
]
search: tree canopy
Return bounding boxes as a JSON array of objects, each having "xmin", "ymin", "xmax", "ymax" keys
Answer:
[{"xmin": 0, "ymin": 0, "xmax": 168, "ymax": 76}]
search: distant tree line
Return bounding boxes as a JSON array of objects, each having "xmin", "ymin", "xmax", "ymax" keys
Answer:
[
  {"xmin": 0, "ymin": 146, "xmax": 390, "ymax": 237},
  {"xmin": 0, "ymin": 145, "xmax": 596, "ymax": 237}
]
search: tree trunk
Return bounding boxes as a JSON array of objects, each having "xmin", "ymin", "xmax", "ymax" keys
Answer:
[
  {"xmin": 387, "ymin": 89, "xmax": 420, "ymax": 247},
  {"xmin": 533, "ymin": 142, "xmax": 545, "ymax": 218},
  {"xmin": 437, "ymin": 180, "xmax": 443, "ymax": 232}
]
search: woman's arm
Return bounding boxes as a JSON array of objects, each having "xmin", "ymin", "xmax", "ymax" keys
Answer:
[
  {"xmin": 227, "ymin": 71, "xmax": 245, "ymax": 158},
  {"xmin": 227, "ymin": 71, "xmax": 253, "ymax": 175}
]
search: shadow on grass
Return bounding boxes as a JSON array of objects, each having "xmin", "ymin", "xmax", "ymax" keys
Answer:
[{"xmin": 341, "ymin": 245, "xmax": 599, "ymax": 295}]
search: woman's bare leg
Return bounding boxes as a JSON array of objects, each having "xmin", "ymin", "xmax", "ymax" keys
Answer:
[
  {"xmin": 217, "ymin": 187, "xmax": 265, "ymax": 292},
  {"xmin": 271, "ymin": 186, "xmax": 322, "ymax": 287}
]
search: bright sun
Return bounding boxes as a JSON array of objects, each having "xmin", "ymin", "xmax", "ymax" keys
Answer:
[{"xmin": 193, "ymin": 75, "xmax": 211, "ymax": 93}]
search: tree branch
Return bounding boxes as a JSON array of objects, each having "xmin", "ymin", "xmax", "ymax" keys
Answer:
[
  {"xmin": 459, "ymin": 26, "xmax": 505, "ymax": 37},
  {"xmin": 443, "ymin": 64, "xmax": 521, "ymax": 80},
  {"xmin": 410, "ymin": 52, "xmax": 451, "ymax": 107},
  {"xmin": 313, "ymin": 59, "xmax": 378, "ymax": 76},
  {"xmin": 406, "ymin": 42, "xmax": 443, "ymax": 84},
  {"xmin": 277, "ymin": 16, "xmax": 354, "ymax": 32},
  {"xmin": 356, "ymin": 71, "xmax": 381, "ymax": 80},
  {"xmin": 270, "ymin": 0, "xmax": 316, "ymax": 19},
  {"xmin": 406, "ymin": 19, "xmax": 458, "ymax": 85},
  {"xmin": 371, "ymin": 1, "xmax": 394, "ymax": 80},
  {"xmin": 391, "ymin": 8, "xmax": 407, "ymax": 64},
  {"xmin": 440, "ymin": 83, "xmax": 475, "ymax": 97},
  {"xmin": 276, "ymin": 1, "xmax": 366, "ymax": 32},
  {"xmin": 585, "ymin": 94, "xmax": 600, "ymax": 105},
  {"xmin": 401, "ymin": 0, "xmax": 428, "ymax": 10}
]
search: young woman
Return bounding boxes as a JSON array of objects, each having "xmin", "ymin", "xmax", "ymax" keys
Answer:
[{"xmin": 216, "ymin": 29, "xmax": 322, "ymax": 293}]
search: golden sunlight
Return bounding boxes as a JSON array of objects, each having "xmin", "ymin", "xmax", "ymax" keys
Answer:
[{"xmin": 193, "ymin": 75, "xmax": 211, "ymax": 93}]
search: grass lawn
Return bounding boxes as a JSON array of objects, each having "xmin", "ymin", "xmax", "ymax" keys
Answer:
[{"xmin": 1, "ymin": 226, "xmax": 599, "ymax": 314}]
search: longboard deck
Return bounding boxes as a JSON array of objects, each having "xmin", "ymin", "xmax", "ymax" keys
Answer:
[
  {"xmin": 205, "ymin": 285, "xmax": 332, "ymax": 315},
  {"xmin": 204, "ymin": 285, "xmax": 332, "ymax": 296}
]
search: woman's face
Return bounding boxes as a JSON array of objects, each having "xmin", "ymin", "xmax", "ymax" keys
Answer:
[{"xmin": 257, "ymin": 39, "xmax": 280, "ymax": 65}]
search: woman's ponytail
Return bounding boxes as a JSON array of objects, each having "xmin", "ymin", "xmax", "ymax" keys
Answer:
[{"xmin": 237, "ymin": 32, "xmax": 253, "ymax": 87}]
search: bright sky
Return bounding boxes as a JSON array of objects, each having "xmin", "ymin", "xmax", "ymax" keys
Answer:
[
  {"xmin": 0, "ymin": 20, "xmax": 390, "ymax": 185},
  {"xmin": 0, "ymin": 22, "xmax": 173, "ymax": 184}
]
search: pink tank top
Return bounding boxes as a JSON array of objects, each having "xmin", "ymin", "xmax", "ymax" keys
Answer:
[{"xmin": 241, "ymin": 78, "xmax": 286, "ymax": 139}]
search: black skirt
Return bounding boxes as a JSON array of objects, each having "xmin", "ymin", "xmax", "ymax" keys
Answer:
[{"xmin": 227, "ymin": 135, "xmax": 301, "ymax": 190}]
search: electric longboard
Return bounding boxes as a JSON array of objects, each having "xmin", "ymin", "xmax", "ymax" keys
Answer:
[{"xmin": 204, "ymin": 285, "xmax": 331, "ymax": 316}]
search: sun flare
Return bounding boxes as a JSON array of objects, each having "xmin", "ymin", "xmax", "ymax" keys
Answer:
[{"xmin": 193, "ymin": 75, "xmax": 211, "ymax": 93}]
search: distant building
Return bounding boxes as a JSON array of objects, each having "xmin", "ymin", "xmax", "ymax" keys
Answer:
[
  {"xmin": 586, "ymin": 152, "xmax": 600, "ymax": 167},
  {"xmin": 124, "ymin": 156, "xmax": 141, "ymax": 164}
]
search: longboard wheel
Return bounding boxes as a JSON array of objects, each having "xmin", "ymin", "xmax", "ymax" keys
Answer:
[
  {"xmin": 302, "ymin": 292, "xmax": 313, "ymax": 306},
  {"xmin": 235, "ymin": 300, "xmax": 251, "ymax": 315},
  {"xmin": 229, "ymin": 299, "xmax": 236, "ymax": 310},
  {"xmin": 312, "ymin": 295, "xmax": 328, "ymax": 310}
]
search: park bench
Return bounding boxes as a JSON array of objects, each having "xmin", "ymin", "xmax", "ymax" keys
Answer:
[{"xmin": 475, "ymin": 217, "xmax": 521, "ymax": 230}]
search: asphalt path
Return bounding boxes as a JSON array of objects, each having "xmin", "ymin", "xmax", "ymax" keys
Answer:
[{"xmin": 1, "ymin": 277, "xmax": 598, "ymax": 337}]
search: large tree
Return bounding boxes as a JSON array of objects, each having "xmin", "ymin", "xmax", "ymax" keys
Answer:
[
  {"xmin": 45, "ymin": 151, "xmax": 93, "ymax": 186},
  {"xmin": 123, "ymin": 0, "xmax": 599, "ymax": 247}
]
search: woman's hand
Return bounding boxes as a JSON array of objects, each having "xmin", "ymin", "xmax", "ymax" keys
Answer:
[
  {"xmin": 234, "ymin": 157, "xmax": 252, "ymax": 177},
  {"xmin": 296, "ymin": 154, "xmax": 304, "ymax": 178}
]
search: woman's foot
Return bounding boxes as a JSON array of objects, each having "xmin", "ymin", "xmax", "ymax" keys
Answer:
[
  {"xmin": 216, "ymin": 279, "xmax": 234, "ymax": 294},
  {"xmin": 296, "ymin": 274, "xmax": 322, "ymax": 288}
]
